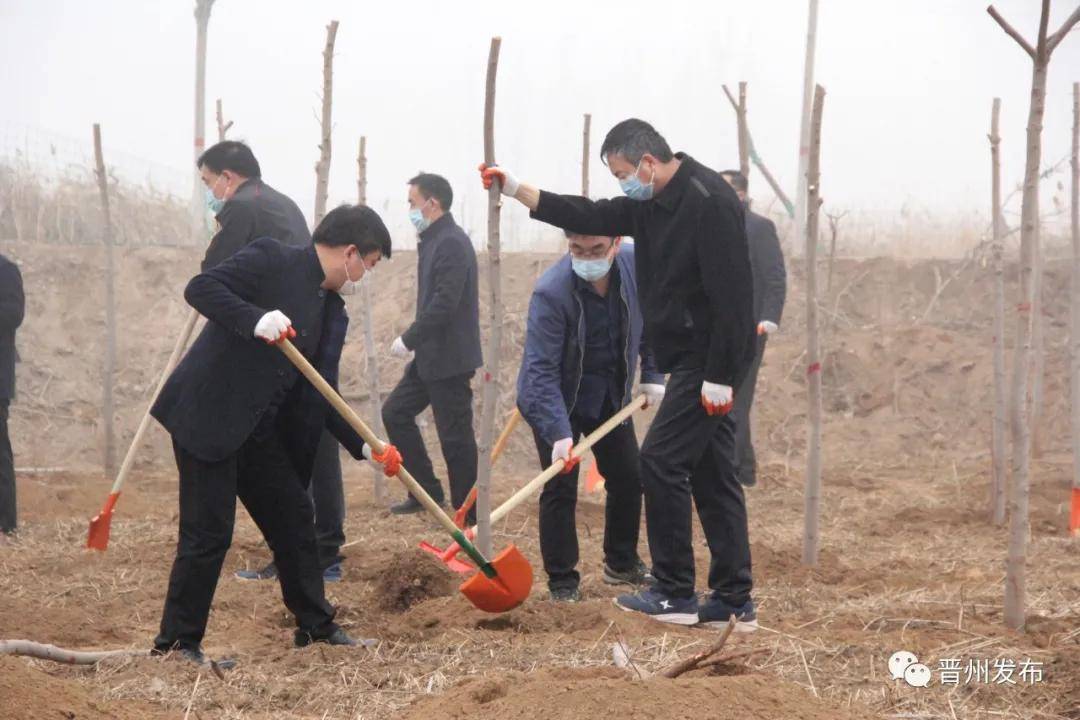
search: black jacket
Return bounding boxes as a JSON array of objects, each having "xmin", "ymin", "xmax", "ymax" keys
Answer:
[
  {"xmin": 151, "ymin": 239, "xmax": 367, "ymax": 476},
  {"xmin": 401, "ymin": 213, "xmax": 483, "ymax": 382},
  {"xmin": 0, "ymin": 254, "xmax": 24, "ymax": 401},
  {"xmin": 531, "ymin": 154, "xmax": 756, "ymax": 388},
  {"xmin": 746, "ymin": 209, "xmax": 787, "ymax": 325},
  {"xmin": 202, "ymin": 178, "xmax": 311, "ymax": 271}
]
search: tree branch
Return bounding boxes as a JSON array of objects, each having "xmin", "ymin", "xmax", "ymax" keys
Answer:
[
  {"xmin": 1047, "ymin": 5, "xmax": 1080, "ymax": 54},
  {"xmin": 987, "ymin": 5, "xmax": 1037, "ymax": 59}
]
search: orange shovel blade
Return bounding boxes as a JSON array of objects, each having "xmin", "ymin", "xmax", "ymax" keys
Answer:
[
  {"xmin": 459, "ymin": 544, "xmax": 533, "ymax": 613},
  {"xmin": 419, "ymin": 541, "xmax": 475, "ymax": 574},
  {"xmin": 585, "ymin": 458, "xmax": 606, "ymax": 493},
  {"xmin": 1070, "ymin": 487, "xmax": 1080, "ymax": 537},
  {"xmin": 86, "ymin": 491, "xmax": 120, "ymax": 551}
]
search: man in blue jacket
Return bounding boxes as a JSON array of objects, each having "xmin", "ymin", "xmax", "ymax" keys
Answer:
[{"xmin": 517, "ymin": 230, "xmax": 664, "ymax": 602}]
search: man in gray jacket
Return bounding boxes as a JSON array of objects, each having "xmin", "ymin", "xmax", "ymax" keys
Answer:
[
  {"xmin": 721, "ymin": 171, "xmax": 787, "ymax": 487},
  {"xmin": 384, "ymin": 173, "xmax": 482, "ymax": 517}
]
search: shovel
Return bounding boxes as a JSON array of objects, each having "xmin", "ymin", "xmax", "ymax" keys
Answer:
[
  {"xmin": 87, "ymin": 308, "xmax": 201, "ymax": 551},
  {"xmin": 276, "ymin": 338, "xmax": 532, "ymax": 613},
  {"xmin": 424, "ymin": 395, "xmax": 647, "ymax": 573}
]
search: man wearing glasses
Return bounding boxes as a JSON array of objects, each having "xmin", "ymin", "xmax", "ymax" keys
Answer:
[{"xmin": 515, "ymin": 229, "xmax": 664, "ymax": 602}]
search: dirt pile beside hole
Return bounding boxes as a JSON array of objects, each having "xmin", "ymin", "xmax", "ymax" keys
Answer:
[
  {"xmin": 392, "ymin": 667, "xmax": 878, "ymax": 720},
  {"xmin": 373, "ymin": 549, "xmax": 455, "ymax": 612},
  {"xmin": 0, "ymin": 656, "xmax": 177, "ymax": 720}
]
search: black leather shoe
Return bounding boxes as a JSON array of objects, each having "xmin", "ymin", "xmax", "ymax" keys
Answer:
[
  {"xmin": 295, "ymin": 627, "xmax": 362, "ymax": 648},
  {"xmin": 390, "ymin": 494, "xmax": 444, "ymax": 515}
]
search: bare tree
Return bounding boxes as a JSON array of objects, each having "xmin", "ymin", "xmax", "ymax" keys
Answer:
[
  {"xmin": 990, "ymin": 97, "xmax": 1008, "ymax": 527},
  {"xmin": 802, "ymin": 85, "xmax": 826, "ymax": 567},
  {"xmin": 190, "ymin": 0, "xmax": 215, "ymax": 244},
  {"xmin": 93, "ymin": 124, "xmax": 117, "ymax": 477},
  {"xmin": 987, "ymin": 0, "xmax": 1080, "ymax": 630},
  {"xmin": 356, "ymin": 136, "xmax": 385, "ymax": 503},
  {"xmin": 313, "ymin": 20, "xmax": 339, "ymax": 226},
  {"xmin": 474, "ymin": 37, "xmax": 504, "ymax": 558},
  {"xmin": 1071, "ymin": 81, "xmax": 1080, "ymax": 538},
  {"xmin": 736, "ymin": 82, "xmax": 750, "ymax": 180},
  {"xmin": 215, "ymin": 98, "xmax": 232, "ymax": 142},
  {"xmin": 793, "ymin": 0, "xmax": 820, "ymax": 253},
  {"xmin": 721, "ymin": 84, "xmax": 795, "ymax": 218},
  {"xmin": 582, "ymin": 113, "xmax": 591, "ymax": 197}
]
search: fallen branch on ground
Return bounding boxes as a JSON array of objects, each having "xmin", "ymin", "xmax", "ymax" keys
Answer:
[
  {"xmin": 659, "ymin": 616, "xmax": 737, "ymax": 678},
  {"xmin": 0, "ymin": 639, "xmax": 148, "ymax": 665}
]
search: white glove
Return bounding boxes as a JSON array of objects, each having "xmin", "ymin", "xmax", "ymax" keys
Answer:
[
  {"xmin": 254, "ymin": 310, "xmax": 293, "ymax": 343},
  {"xmin": 361, "ymin": 443, "xmax": 372, "ymax": 460},
  {"xmin": 480, "ymin": 164, "xmax": 520, "ymax": 198},
  {"xmin": 701, "ymin": 381, "xmax": 734, "ymax": 416},
  {"xmin": 551, "ymin": 437, "xmax": 574, "ymax": 466},
  {"xmin": 390, "ymin": 336, "xmax": 412, "ymax": 358},
  {"xmin": 758, "ymin": 320, "xmax": 778, "ymax": 335},
  {"xmin": 641, "ymin": 383, "xmax": 666, "ymax": 408}
]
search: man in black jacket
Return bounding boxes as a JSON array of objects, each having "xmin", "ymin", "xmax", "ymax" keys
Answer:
[
  {"xmin": 480, "ymin": 119, "xmax": 758, "ymax": 629},
  {"xmin": 150, "ymin": 205, "xmax": 398, "ymax": 663},
  {"xmin": 198, "ymin": 141, "xmax": 348, "ymax": 582},
  {"xmin": 721, "ymin": 171, "xmax": 787, "ymax": 488},
  {"xmin": 0, "ymin": 252, "xmax": 24, "ymax": 541},
  {"xmin": 383, "ymin": 173, "xmax": 482, "ymax": 516}
]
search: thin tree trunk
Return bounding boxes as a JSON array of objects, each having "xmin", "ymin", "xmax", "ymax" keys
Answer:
[
  {"xmin": 721, "ymin": 85, "xmax": 794, "ymax": 219},
  {"xmin": 582, "ymin": 113, "xmax": 591, "ymax": 197},
  {"xmin": 93, "ymin": 124, "xmax": 117, "ymax": 478},
  {"xmin": 1070, "ymin": 81, "xmax": 1080, "ymax": 537},
  {"xmin": 475, "ymin": 37, "xmax": 503, "ymax": 558},
  {"xmin": 313, "ymin": 20, "xmax": 339, "ymax": 226},
  {"xmin": 793, "ymin": 0, "xmax": 820, "ymax": 257},
  {"xmin": 737, "ymin": 82, "xmax": 749, "ymax": 180},
  {"xmin": 190, "ymin": 0, "xmax": 214, "ymax": 244},
  {"xmin": 990, "ymin": 97, "xmax": 1008, "ymax": 527},
  {"xmin": 215, "ymin": 98, "xmax": 232, "ymax": 142},
  {"xmin": 1031, "ymin": 223, "xmax": 1046, "ymax": 457},
  {"xmin": 802, "ymin": 85, "xmax": 826, "ymax": 567},
  {"xmin": 356, "ymin": 136, "xmax": 385, "ymax": 504}
]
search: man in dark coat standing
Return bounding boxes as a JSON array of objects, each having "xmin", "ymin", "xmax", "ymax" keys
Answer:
[
  {"xmin": 384, "ymin": 173, "xmax": 482, "ymax": 517},
  {"xmin": 197, "ymin": 140, "xmax": 348, "ymax": 582},
  {"xmin": 150, "ymin": 205, "xmax": 397, "ymax": 663},
  {"xmin": 0, "ymin": 252, "xmax": 24, "ymax": 541},
  {"xmin": 481, "ymin": 119, "xmax": 758, "ymax": 630},
  {"xmin": 721, "ymin": 171, "xmax": 787, "ymax": 488}
]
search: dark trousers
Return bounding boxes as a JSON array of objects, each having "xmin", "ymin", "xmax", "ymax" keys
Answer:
[
  {"xmin": 639, "ymin": 364, "xmax": 753, "ymax": 603},
  {"xmin": 155, "ymin": 430, "xmax": 338, "ymax": 652},
  {"xmin": 532, "ymin": 408, "xmax": 643, "ymax": 591},
  {"xmin": 733, "ymin": 336, "xmax": 766, "ymax": 485},
  {"xmin": 382, "ymin": 362, "xmax": 477, "ymax": 510},
  {"xmin": 310, "ymin": 429, "xmax": 345, "ymax": 568},
  {"xmin": 0, "ymin": 400, "xmax": 14, "ymax": 533}
]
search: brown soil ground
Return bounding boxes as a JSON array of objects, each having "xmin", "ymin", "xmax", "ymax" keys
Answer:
[{"xmin": 0, "ymin": 241, "xmax": 1077, "ymax": 719}]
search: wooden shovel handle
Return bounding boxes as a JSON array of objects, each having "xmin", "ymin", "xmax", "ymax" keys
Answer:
[
  {"xmin": 277, "ymin": 338, "xmax": 465, "ymax": 540},
  {"xmin": 480, "ymin": 395, "xmax": 647, "ymax": 530}
]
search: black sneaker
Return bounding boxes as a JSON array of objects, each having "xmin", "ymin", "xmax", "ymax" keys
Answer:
[
  {"xmin": 613, "ymin": 588, "xmax": 699, "ymax": 625},
  {"xmin": 697, "ymin": 596, "xmax": 758, "ymax": 632},
  {"xmin": 602, "ymin": 560, "xmax": 655, "ymax": 587},
  {"xmin": 549, "ymin": 586, "xmax": 582, "ymax": 603},
  {"xmin": 294, "ymin": 627, "xmax": 371, "ymax": 648},
  {"xmin": 235, "ymin": 561, "xmax": 277, "ymax": 580},
  {"xmin": 152, "ymin": 646, "xmax": 238, "ymax": 671},
  {"xmin": 390, "ymin": 494, "xmax": 444, "ymax": 515}
]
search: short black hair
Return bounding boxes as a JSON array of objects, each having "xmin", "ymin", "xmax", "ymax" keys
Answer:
[
  {"xmin": 408, "ymin": 172, "xmax": 453, "ymax": 211},
  {"xmin": 600, "ymin": 119, "xmax": 674, "ymax": 166},
  {"xmin": 721, "ymin": 170, "xmax": 748, "ymax": 193},
  {"xmin": 197, "ymin": 141, "xmax": 261, "ymax": 178},
  {"xmin": 313, "ymin": 204, "xmax": 392, "ymax": 259}
]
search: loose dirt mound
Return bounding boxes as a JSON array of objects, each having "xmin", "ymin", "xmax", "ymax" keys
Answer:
[
  {"xmin": 372, "ymin": 549, "xmax": 456, "ymax": 612},
  {"xmin": 0, "ymin": 656, "xmax": 177, "ymax": 720},
  {"xmin": 393, "ymin": 667, "xmax": 877, "ymax": 720}
]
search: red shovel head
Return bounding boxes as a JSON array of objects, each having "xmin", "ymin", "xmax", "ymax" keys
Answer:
[
  {"xmin": 460, "ymin": 544, "xmax": 533, "ymax": 613},
  {"xmin": 419, "ymin": 540, "xmax": 475, "ymax": 574},
  {"xmin": 86, "ymin": 492, "xmax": 120, "ymax": 551}
]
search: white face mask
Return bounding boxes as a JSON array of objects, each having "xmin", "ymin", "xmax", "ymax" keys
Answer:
[{"xmin": 338, "ymin": 253, "xmax": 362, "ymax": 296}]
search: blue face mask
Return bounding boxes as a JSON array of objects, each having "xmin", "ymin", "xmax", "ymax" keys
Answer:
[
  {"xmin": 408, "ymin": 207, "xmax": 430, "ymax": 233},
  {"xmin": 571, "ymin": 256, "xmax": 612, "ymax": 282},
  {"xmin": 204, "ymin": 176, "xmax": 226, "ymax": 214},
  {"xmin": 619, "ymin": 160, "xmax": 655, "ymax": 201}
]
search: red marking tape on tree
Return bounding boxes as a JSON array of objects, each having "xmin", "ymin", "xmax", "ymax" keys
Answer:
[{"xmin": 807, "ymin": 362, "xmax": 822, "ymax": 375}]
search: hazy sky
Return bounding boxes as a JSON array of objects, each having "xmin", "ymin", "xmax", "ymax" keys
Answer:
[{"xmin": 3, "ymin": 0, "xmax": 1079, "ymax": 248}]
